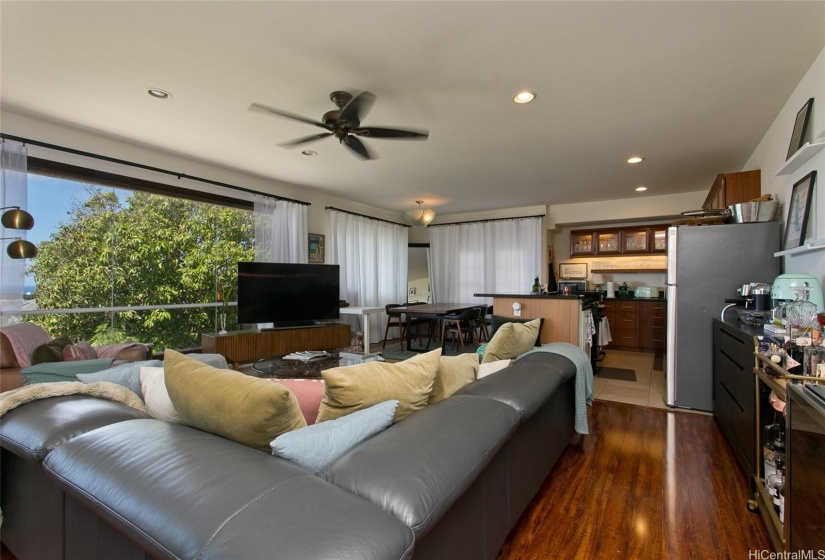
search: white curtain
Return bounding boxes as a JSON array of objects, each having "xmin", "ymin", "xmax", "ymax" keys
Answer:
[
  {"xmin": 253, "ymin": 195, "xmax": 308, "ymax": 263},
  {"xmin": 0, "ymin": 141, "xmax": 29, "ymax": 326},
  {"xmin": 328, "ymin": 210, "xmax": 408, "ymax": 344},
  {"xmin": 429, "ymin": 216, "xmax": 542, "ymax": 304}
]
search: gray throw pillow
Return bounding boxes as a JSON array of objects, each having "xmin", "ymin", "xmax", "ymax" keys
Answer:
[{"xmin": 271, "ymin": 400, "xmax": 399, "ymax": 475}]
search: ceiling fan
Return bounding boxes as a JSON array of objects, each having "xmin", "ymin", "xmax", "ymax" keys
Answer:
[{"xmin": 250, "ymin": 90, "xmax": 428, "ymax": 160}]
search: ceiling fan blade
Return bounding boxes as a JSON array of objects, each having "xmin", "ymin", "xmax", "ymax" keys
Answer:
[
  {"xmin": 339, "ymin": 91, "xmax": 376, "ymax": 125},
  {"xmin": 344, "ymin": 136, "xmax": 372, "ymax": 160},
  {"xmin": 279, "ymin": 132, "xmax": 333, "ymax": 147},
  {"xmin": 354, "ymin": 127, "xmax": 429, "ymax": 140},
  {"xmin": 249, "ymin": 103, "xmax": 331, "ymax": 130}
]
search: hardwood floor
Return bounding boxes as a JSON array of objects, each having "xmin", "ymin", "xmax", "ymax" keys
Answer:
[{"xmin": 498, "ymin": 400, "xmax": 771, "ymax": 559}]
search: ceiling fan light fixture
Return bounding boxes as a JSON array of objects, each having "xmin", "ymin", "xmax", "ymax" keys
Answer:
[
  {"xmin": 635, "ymin": 186, "xmax": 648, "ymax": 192},
  {"xmin": 627, "ymin": 156, "xmax": 644, "ymax": 164},
  {"xmin": 513, "ymin": 91, "xmax": 535, "ymax": 104},
  {"xmin": 404, "ymin": 200, "xmax": 436, "ymax": 227}
]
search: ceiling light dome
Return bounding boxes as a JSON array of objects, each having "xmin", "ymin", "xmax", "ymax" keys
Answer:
[{"xmin": 404, "ymin": 200, "xmax": 436, "ymax": 227}]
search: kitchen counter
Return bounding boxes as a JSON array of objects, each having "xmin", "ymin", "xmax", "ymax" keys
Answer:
[
  {"xmin": 603, "ymin": 297, "xmax": 665, "ymax": 302},
  {"xmin": 474, "ymin": 292, "xmax": 584, "ymax": 300},
  {"xmin": 716, "ymin": 313, "xmax": 772, "ymax": 338}
]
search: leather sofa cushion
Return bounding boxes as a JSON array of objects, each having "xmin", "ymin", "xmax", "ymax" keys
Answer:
[
  {"xmin": 43, "ymin": 419, "xmax": 415, "ymax": 560},
  {"xmin": 456, "ymin": 352, "xmax": 575, "ymax": 420},
  {"xmin": 0, "ymin": 395, "xmax": 149, "ymax": 464},
  {"xmin": 323, "ymin": 394, "xmax": 521, "ymax": 538}
]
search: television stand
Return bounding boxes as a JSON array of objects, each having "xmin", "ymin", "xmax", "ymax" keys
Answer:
[
  {"xmin": 261, "ymin": 323, "xmax": 325, "ymax": 331},
  {"xmin": 201, "ymin": 323, "xmax": 351, "ymax": 369}
]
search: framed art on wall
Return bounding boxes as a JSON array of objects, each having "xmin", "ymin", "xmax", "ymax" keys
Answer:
[
  {"xmin": 559, "ymin": 262, "xmax": 587, "ymax": 279},
  {"xmin": 783, "ymin": 171, "xmax": 816, "ymax": 251},
  {"xmin": 787, "ymin": 98, "xmax": 814, "ymax": 160},
  {"xmin": 308, "ymin": 233, "xmax": 325, "ymax": 263}
]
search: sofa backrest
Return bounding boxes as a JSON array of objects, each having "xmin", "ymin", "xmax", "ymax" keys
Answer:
[{"xmin": 0, "ymin": 322, "xmax": 52, "ymax": 368}]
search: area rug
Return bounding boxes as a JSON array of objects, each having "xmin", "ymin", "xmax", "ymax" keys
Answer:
[{"xmin": 598, "ymin": 367, "xmax": 637, "ymax": 382}]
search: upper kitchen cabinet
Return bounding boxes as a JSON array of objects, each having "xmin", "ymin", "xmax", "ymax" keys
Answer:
[
  {"xmin": 701, "ymin": 169, "xmax": 761, "ymax": 210},
  {"xmin": 595, "ymin": 229, "xmax": 621, "ymax": 255},
  {"xmin": 570, "ymin": 231, "xmax": 595, "ymax": 256},
  {"xmin": 570, "ymin": 224, "xmax": 669, "ymax": 256}
]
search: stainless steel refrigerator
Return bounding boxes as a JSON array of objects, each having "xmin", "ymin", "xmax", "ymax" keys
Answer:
[{"xmin": 665, "ymin": 222, "xmax": 780, "ymax": 411}]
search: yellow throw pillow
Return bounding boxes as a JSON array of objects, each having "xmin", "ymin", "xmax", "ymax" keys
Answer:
[
  {"xmin": 316, "ymin": 348, "xmax": 441, "ymax": 423},
  {"xmin": 163, "ymin": 349, "xmax": 307, "ymax": 452},
  {"xmin": 428, "ymin": 353, "xmax": 479, "ymax": 404},
  {"xmin": 481, "ymin": 318, "xmax": 541, "ymax": 363}
]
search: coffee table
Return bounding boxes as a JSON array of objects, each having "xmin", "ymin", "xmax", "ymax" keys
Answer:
[{"xmin": 252, "ymin": 351, "xmax": 383, "ymax": 378}]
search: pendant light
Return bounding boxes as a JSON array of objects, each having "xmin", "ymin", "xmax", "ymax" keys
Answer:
[
  {"xmin": 404, "ymin": 200, "xmax": 436, "ymax": 228},
  {"xmin": 0, "ymin": 206, "xmax": 35, "ymax": 230},
  {"xmin": 0, "ymin": 237, "xmax": 37, "ymax": 259}
]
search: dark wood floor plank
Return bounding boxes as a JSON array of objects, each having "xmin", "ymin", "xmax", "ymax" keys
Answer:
[{"xmin": 499, "ymin": 401, "xmax": 772, "ymax": 560}]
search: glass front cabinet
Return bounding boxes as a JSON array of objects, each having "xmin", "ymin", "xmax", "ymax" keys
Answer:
[{"xmin": 570, "ymin": 224, "xmax": 669, "ymax": 257}]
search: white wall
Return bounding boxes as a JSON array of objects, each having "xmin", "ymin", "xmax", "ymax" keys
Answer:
[
  {"xmin": 744, "ymin": 46, "xmax": 825, "ymax": 286},
  {"xmin": 1, "ymin": 111, "xmax": 406, "ymax": 240}
]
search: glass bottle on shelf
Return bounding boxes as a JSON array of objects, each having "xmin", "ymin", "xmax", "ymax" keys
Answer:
[
  {"xmin": 763, "ymin": 419, "xmax": 782, "ymax": 480},
  {"xmin": 532, "ymin": 276, "xmax": 541, "ymax": 295}
]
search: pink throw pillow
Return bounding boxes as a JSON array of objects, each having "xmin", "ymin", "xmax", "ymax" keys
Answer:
[
  {"xmin": 63, "ymin": 341, "xmax": 98, "ymax": 361},
  {"xmin": 271, "ymin": 378, "xmax": 325, "ymax": 425}
]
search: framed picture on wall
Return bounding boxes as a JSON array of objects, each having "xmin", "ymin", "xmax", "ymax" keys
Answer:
[
  {"xmin": 787, "ymin": 98, "xmax": 814, "ymax": 160},
  {"xmin": 308, "ymin": 233, "xmax": 325, "ymax": 263},
  {"xmin": 783, "ymin": 171, "xmax": 816, "ymax": 251},
  {"xmin": 559, "ymin": 262, "xmax": 587, "ymax": 279}
]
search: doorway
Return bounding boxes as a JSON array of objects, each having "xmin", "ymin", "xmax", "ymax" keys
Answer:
[{"xmin": 408, "ymin": 243, "xmax": 431, "ymax": 303}]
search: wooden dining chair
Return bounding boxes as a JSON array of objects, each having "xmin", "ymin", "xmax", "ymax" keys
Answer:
[
  {"xmin": 382, "ymin": 304, "xmax": 406, "ymax": 350},
  {"xmin": 440, "ymin": 307, "xmax": 481, "ymax": 352}
]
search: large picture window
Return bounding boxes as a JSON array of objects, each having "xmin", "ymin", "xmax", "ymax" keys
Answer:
[{"xmin": 22, "ymin": 164, "xmax": 255, "ymax": 351}]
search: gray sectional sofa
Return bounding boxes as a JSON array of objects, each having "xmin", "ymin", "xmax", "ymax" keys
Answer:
[{"xmin": 0, "ymin": 352, "xmax": 578, "ymax": 560}]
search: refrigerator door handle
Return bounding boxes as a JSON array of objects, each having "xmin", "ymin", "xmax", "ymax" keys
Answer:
[
  {"xmin": 666, "ymin": 227, "xmax": 678, "ymax": 286},
  {"xmin": 665, "ymin": 284, "xmax": 678, "ymax": 407}
]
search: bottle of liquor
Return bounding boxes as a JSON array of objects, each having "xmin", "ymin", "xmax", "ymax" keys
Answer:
[{"xmin": 532, "ymin": 276, "xmax": 541, "ymax": 295}]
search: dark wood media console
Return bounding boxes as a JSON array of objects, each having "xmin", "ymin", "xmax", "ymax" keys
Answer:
[{"xmin": 201, "ymin": 323, "xmax": 352, "ymax": 368}]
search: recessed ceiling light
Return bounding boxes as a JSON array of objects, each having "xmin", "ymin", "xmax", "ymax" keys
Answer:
[
  {"xmin": 513, "ymin": 91, "xmax": 535, "ymax": 104},
  {"xmin": 146, "ymin": 88, "xmax": 172, "ymax": 100},
  {"xmin": 635, "ymin": 186, "xmax": 648, "ymax": 192},
  {"xmin": 301, "ymin": 150, "xmax": 317, "ymax": 156},
  {"xmin": 627, "ymin": 156, "xmax": 643, "ymax": 164}
]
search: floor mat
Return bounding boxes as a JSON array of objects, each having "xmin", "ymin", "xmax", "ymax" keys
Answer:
[{"xmin": 598, "ymin": 367, "xmax": 637, "ymax": 382}]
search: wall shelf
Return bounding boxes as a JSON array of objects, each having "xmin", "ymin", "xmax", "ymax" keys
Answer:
[
  {"xmin": 775, "ymin": 133, "xmax": 825, "ymax": 176},
  {"xmin": 591, "ymin": 268, "xmax": 666, "ymax": 273},
  {"xmin": 774, "ymin": 237, "xmax": 825, "ymax": 257}
]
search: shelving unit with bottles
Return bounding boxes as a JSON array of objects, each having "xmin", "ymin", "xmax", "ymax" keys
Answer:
[{"xmin": 752, "ymin": 353, "xmax": 825, "ymax": 553}]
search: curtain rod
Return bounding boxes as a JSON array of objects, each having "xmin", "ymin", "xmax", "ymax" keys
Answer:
[
  {"xmin": 0, "ymin": 134, "xmax": 310, "ymax": 206},
  {"xmin": 326, "ymin": 206, "xmax": 410, "ymax": 227},
  {"xmin": 428, "ymin": 214, "xmax": 545, "ymax": 227}
]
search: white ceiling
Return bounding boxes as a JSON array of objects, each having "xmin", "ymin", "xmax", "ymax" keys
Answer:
[{"xmin": 2, "ymin": 1, "xmax": 824, "ymax": 217}]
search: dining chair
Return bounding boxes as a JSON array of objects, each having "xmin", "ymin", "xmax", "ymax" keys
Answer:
[
  {"xmin": 382, "ymin": 304, "xmax": 406, "ymax": 350},
  {"xmin": 440, "ymin": 307, "xmax": 481, "ymax": 352}
]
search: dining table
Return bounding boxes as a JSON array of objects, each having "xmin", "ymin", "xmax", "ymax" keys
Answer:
[{"xmin": 392, "ymin": 303, "xmax": 481, "ymax": 352}]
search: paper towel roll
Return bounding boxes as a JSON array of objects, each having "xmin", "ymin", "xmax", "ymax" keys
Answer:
[{"xmin": 606, "ymin": 281, "xmax": 616, "ymax": 299}]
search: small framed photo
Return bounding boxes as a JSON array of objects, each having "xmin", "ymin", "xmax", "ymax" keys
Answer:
[
  {"xmin": 783, "ymin": 171, "xmax": 816, "ymax": 251},
  {"xmin": 559, "ymin": 262, "xmax": 587, "ymax": 279},
  {"xmin": 409, "ymin": 287, "xmax": 416, "ymax": 297},
  {"xmin": 787, "ymin": 98, "xmax": 814, "ymax": 160},
  {"xmin": 308, "ymin": 233, "xmax": 325, "ymax": 263}
]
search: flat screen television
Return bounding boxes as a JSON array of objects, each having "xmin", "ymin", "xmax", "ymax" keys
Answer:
[{"xmin": 237, "ymin": 262, "xmax": 340, "ymax": 327}]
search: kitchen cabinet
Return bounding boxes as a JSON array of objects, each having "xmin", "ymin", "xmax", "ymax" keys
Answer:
[
  {"xmin": 570, "ymin": 224, "xmax": 669, "ymax": 257},
  {"xmin": 603, "ymin": 299, "xmax": 664, "ymax": 350},
  {"xmin": 712, "ymin": 319, "xmax": 757, "ymax": 479},
  {"xmin": 701, "ymin": 169, "xmax": 761, "ymax": 210},
  {"xmin": 639, "ymin": 300, "xmax": 666, "ymax": 349}
]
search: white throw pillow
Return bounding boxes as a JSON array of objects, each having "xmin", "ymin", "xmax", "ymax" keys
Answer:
[
  {"xmin": 477, "ymin": 359, "xmax": 512, "ymax": 379},
  {"xmin": 140, "ymin": 366, "xmax": 181, "ymax": 423}
]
